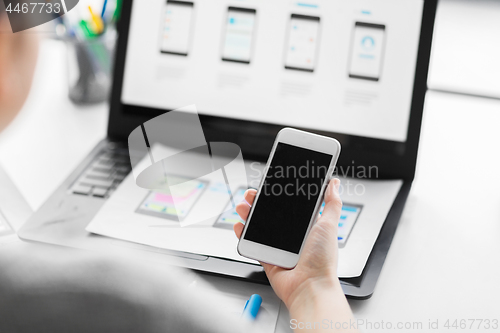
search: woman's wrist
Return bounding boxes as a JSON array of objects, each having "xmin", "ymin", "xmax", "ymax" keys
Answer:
[
  {"xmin": 286, "ymin": 274, "xmax": 341, "ymax": 313},
  {"xmin": 286, "ymin": 276, "xmax": 358, "ymax": 332}
]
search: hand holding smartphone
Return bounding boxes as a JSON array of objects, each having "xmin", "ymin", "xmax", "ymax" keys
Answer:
[{"xmin": 237, "ymin": 128, "xmax": 341, "ymax": 268}]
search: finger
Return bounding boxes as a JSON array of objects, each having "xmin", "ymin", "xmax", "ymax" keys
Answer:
[
  {"xmin": 318, "ymin": 178, "xmax": 342, "ymax": 227},
  {"xmin": 260, "ymin": 261, "xmax": 275, "ymax": 275},
  {"xmin": 235, "ymin": 202, "xmax": 250, "ymax": 221},
  {"xmin": 243, "ymin": 189, "xmax": 257, "ymax": 206},
  {"xmin": 233, "ymin": 222, "xmax": 244, "ymax": 239},
  {"xmin": 235, "ymin": 189, "xmax": 257, "ymax": 221}
]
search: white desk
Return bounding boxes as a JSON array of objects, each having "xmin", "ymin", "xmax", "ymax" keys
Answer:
[
  {"xmin": 2, "ymin": 34, "xmax": 500, "ymax": 332},
  {"xmin": 428, "ymin": 0, "xmax": 500, "ymax": 98},
  {"xmin": 346, "ymin": 91, "xmax": 500, "ymax": 332}
]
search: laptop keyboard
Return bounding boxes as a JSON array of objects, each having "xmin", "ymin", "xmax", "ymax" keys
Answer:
[{"xmin": 71, "ymin": 151, "xmax": 132, "ymax": 198}]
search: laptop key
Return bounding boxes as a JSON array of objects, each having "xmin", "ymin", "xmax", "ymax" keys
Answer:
[
  {"xmin": 86, "ymin": 174, "xmax": 111, "ymax": 181},
  {"xmin": 96, "ymin": 159, "xmax": 114, "ymax": 168},
  {"xmin": 70, "ymin": 149, "xmax": 132, "ymax": 198},
  {"xmin": 81, "ymin": 177, "xmax": 114, "ymax": 188},
  {"xmin": 113, "ymin": 173, "xmax": 126, "ymax": 181},
  {"xmin": 114, "ymin": 165, "xmax": 131, "ymax": 173},
  {"xmin": 115, "ymin": 169, "xmax": 130, "ymax": 176},
  {"xmin": 93, "ymin": 166, "xmax": 113, "ymax": 174},
  {"xmin": 73, "ymin": 184, "xmax": 92, "ymax": 195},
  {"xmin": 98, "ymin": 153, "xmax": 119, "ymax": 162},
  {"xmin": 109, "ymin": 155, "xmax": 130, "ymax": 163},
  {"xmin": 92, "ymin": 187, "xmax": 108, "ymax": 198},
  {"xmin": 87, "ymin": 169, "xmax": 113, "ymax": 178}
]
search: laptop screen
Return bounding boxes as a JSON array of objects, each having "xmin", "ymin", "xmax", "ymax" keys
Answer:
[{"xmin": 121, "ymin": 0, "xmax": 424, "ymax": 143}]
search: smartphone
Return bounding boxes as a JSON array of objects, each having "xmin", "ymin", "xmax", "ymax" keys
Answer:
[
  {"xmin": 159, "ymin": 0, "xmax": 194, "ymax": 56},
  {"xmin": 237, "ymin": 128, "xmax": 341, "ymax": 268},
  {"xmin": 348, "ymin": 22, "xmax": 386, "ymax": 81},
  {"xmin": 284, "ymin": 14, "xmax": 321, "ymax": 72},
  {"xmin": 221, "ymin": 7, "xmax": 257, "ymax": 64}
]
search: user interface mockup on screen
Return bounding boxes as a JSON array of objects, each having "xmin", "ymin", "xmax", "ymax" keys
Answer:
[
  {"xmin": 122, "ymin": 0, "xmax": 424, "ymax": 142},
  {"xmin": 159, "ymin": 1, "xmax": 194, "ymax": 56}
]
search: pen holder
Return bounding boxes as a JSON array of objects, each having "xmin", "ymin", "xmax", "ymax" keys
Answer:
[{"xmin": 66, "ymin": 31, "xmax": 116, "ymax": 105}]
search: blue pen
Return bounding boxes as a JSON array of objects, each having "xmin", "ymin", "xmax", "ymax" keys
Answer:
[
  {"xmin": 242, "ymin": 294, "xmax": 262, "ymax": 321},
  {"xmin": 101, "ymin": 0, "xmax": 108, "ymax": 17}
]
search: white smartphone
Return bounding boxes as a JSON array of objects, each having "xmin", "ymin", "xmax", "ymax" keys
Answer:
[{"xmin": 237, "ymin": 128, "xmax": 341, "ymax": 268}]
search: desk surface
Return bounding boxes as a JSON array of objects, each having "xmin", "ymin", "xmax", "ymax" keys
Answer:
[
  {"xmin": 428, "ymin": 0, "xmax": 500, "ymax": 99},
  {"xmin": 2, "ymin": 33, "xmax": 500, "ymax": 332}
]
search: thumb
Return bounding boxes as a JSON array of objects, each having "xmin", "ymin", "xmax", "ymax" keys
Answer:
[{"xmin": 318, "ymin": 178, "xmax": 342, "ymax": 226}]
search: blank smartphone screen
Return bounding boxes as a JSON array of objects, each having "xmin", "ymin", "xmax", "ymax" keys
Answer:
[
  {"xmin": 159, "ymin": 1, "xmax": 194, "ymax": 56},
  {"xmin": 284, "ymin": 14, "xmax": 320, "ymax": 72},
  {"xmin": 349, "ymin": 22, "xmax": 386, "ymax": 81},
  {"xmin": 244, "ymin": 143, "xmax": 332, "ymax": 254},
  {"xmin": 221, "ymin": 7, "xmax": 256, "ymax": 64}
]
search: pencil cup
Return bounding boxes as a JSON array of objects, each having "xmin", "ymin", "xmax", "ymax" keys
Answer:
[{"xmin": 66, "ymin": 32, "xmax": 116, "ymax": 105}]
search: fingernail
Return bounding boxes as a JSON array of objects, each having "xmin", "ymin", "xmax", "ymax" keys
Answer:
[
  {"xmin": 334, "ymin": 179, "xmax": 340, "ymax": 191},
  {"xmin": 327, "ymin": 181, "xmax": 335, "ymax": 197}
]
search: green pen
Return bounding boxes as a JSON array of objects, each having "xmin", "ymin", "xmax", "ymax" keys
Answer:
[{"xmin": 79, "ymin": 20, "xmax": 98, "ymax": 39}]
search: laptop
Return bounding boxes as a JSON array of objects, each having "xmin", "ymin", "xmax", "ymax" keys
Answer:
[{"xmin": 19, "ymin": 0, "xmax": 437, "ymax": 299}]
